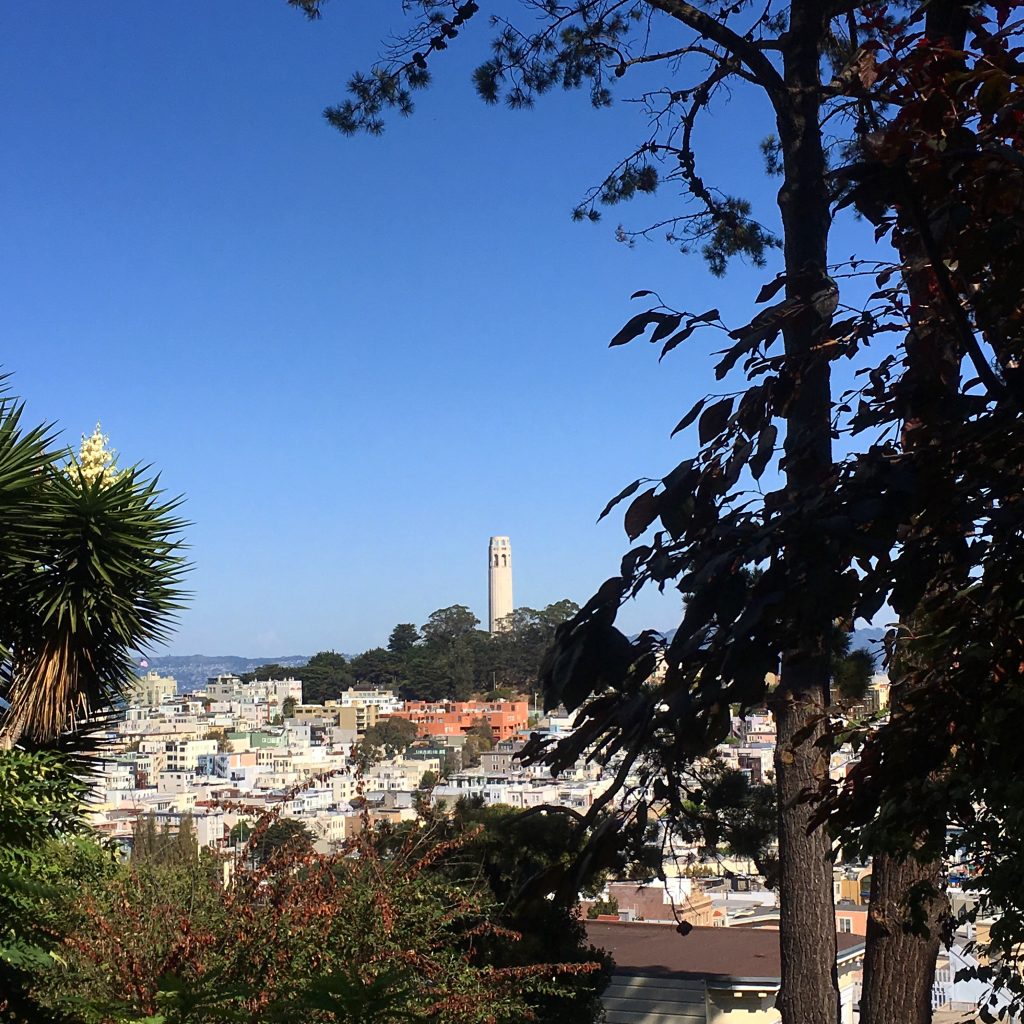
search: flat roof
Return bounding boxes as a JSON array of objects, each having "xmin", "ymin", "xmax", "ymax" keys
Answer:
[{"xmin": 585, "ymin": 921, "xmax": 864, "ymax": 984}]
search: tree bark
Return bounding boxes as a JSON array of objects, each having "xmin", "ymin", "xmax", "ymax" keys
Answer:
[
  {"xmin": 858, "ymin": 230, "xmax": 955, "ymax": 1024},
  {"xmin": 770, "ymin": 2, "xmax": 840, "ymax": 1021},
  {"xmin": 772, "ymin": 688, "xmax": 840, "ymax": 1024},
  {"xmin": 859, "ymin": 6, "xmax": 970, "ymax": 1020},
  {"xmin": 861, "ymin": 829, "xmax": 948, "ymax": 1024},
  {"xmin": 859, "ymin": 242, "xmax": 954, "ymax": 1024}
]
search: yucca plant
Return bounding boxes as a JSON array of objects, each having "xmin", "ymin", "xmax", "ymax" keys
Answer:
[
  {"xmin": 0, "ymin": 387, "xmax": 187, "ymax": 1020},
  {"xmin": 0, "ymin": 408, "xmax": 188, "ymax": 746}
]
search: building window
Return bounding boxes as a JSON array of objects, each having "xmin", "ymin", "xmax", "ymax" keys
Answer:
[{"xmin": 839, "ymin": 917, "xmax": 852, "ymax": 933}]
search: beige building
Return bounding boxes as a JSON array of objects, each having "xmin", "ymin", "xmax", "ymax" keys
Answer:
[
  {"xmin": 205, "ymin": 674, "xmax": 303, "ymax": 705},
  {"xmin": 587, "ymin": 921, "xmax": 863, "ymax": 1024},
  {"xmin": 164, "ymin": 738, "xmax": 218, "ymax": 772},
  {"xmin": 292, "ymin": 702, "xmax": 378, "ymax": 733},
  {"xmin": 868, "ymin": 673, "xmax": 890, "ymax": 711},
  {"xmin": 128, "ymin": 670, "xmax": 177, "ymax": 707}
]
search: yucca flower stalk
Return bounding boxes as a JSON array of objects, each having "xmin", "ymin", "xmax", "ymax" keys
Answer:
[{"xmin": 0, "ymin": 391, "xmax": 188, "ymax": 746}]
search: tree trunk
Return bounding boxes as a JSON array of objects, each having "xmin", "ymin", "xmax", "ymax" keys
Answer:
[
  {"xmin": 858, "ymin": 213, "xmax": 959, "ymax": 1024},
  {"xmin": 858, "ymin": 244, "xmax": 954, "ymax": 1024},
  {"xmin": 772, "ymin": 688, "xmax": 840, "ymax": 1024},
  {"xmin": 861, "ymin": 834, "xmax": 947, "ymax": 1024},
  {"xmin": 859, "ymin": 7, "xmax": 969, "ymax": 1019},
  {"xmin": 771, "ymin": 3, "xmax": 839, "ymax": 1021}
]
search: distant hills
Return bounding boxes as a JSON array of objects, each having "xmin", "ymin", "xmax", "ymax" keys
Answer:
[
  {"xmin": 144, "ymin": 625, "xmax": 889, "ymax": 695},
  {"xmin": 141, "ymin": 654, "xmax": 309, "ymax": 693}
]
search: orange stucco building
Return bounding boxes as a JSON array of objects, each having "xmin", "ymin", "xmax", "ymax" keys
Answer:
[{"xmin": 387, "ymin": 700, "xmax": 529, "ymax": 741}]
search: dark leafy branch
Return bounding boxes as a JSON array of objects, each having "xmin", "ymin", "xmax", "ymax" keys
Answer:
[{"xmin": 529, "ymin": 12, "xmax": 1024, "ymax": 1010}]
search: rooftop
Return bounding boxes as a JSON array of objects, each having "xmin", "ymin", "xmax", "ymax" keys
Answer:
[{"xmin": 585, "ymin": 921, "xmax": 864, "ymax": 984}]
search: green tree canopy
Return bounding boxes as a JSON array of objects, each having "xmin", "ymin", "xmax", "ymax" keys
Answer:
[
  {"xmin": 250, "ymin": 818, "xmax": 314, "ymax": 866},
  {"xmin": 421, "ymin": 605, "xmax": 479, "ymax": 646},
  {"xmin": 308, "ymin": 650, "xmax": 348, "ymax": 671},
  {"xmin": 380, "ymin": 799, "xmax": 620, "ymax": 1024},
  {"xmin": 245, "ymin": 651, "xmax": 356, "ymax": 704},
  {"xmin": 0, "ymin": 750, "xmax": 92, "ymax": 979},
  {"xmin": 229, "ymin": 821, "xmax": 253, "ymax": 847},
  {"xmin": 358, "ymin": 717, "xmax": 420, "ymax": 762},
  {"xmin": 387, "ymin": 623, "xmax": 420, "ymax": 654},
  {"xmin": 241, "ymin": 662, "xmax": 292, "ymax": 682},
  {"xmin": 349, "ymin": 647, "xmax": 400, "ymax": 689},
  {"xmin": 488, "ymin": 602, "xmax": 581, "ymax": 691},
  {"xmin": 366, "ymin": 601, "xmax": 582, "ymax": 702}
]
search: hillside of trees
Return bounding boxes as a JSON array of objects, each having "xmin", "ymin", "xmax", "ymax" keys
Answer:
[{"xmin": 242, "ymin": 601, "xmax": 579, "ymax": 703}]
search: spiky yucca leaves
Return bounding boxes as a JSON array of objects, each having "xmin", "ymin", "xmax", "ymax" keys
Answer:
[
  {"xmin": 0, "ymin": 392, "xmax": 59, "ymax": 741},
  {"xmin": 2, "ymin": 467, "xmax": 188, "ymax": 744},
  {"xmin": 0, "ymin": 397, "xmax": 55, "ymax": 515},
  {"xmin": 0, "ymin": 393, "xmax": 58, "ymax": 610},
  {"xmin": 0, "ymin": 399, "xmax": 188, "ymax": 746}
]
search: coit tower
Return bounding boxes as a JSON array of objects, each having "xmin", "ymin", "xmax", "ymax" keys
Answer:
[{"xmin": 488, "ymin": 536, "xmax": 513, "ymax": 632}]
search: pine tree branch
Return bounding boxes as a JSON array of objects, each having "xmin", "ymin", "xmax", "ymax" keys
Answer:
[
  {"xmin": 621, "ymin": 45, "xmax": 696, "ymax": 69},
  {"xmin": 644, "ymin": 0, "xmax": 787, "ymax": 107}
]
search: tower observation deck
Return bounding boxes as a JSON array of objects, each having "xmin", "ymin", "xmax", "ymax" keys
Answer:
[{"xmin": 488, "ymin": 536, "xmax": 513, "ymax": 632}]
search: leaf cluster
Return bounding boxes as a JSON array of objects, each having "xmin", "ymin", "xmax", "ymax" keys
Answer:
[
  {"xmin": 526, "ymin": 17, "xmax": 1024, "ymax": 1001},
  {"xmin": 29, "ymin": 816, "xmax": 605, "ymax": 1024}
]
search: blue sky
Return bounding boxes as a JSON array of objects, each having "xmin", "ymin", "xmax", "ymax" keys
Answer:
[{"xmin": 2, "ymin": 3, "xmax": 879, "ymax": 657}]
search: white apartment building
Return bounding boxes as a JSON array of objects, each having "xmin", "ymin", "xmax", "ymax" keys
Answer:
[
  {"xmin": 366, "ymin": 765, "xmax": 419, "ymax": 793},
  {"xmin": 158, "ymin": 770, "xmax": 198, "ymax": 794},
  {"xmin": 204, "ymin": 674, "xmax": 303, "ymax": 705},
  {"xmin": 97, "ymin": 761, "xmax": 134, "ymax": 795},
  {"xmin": 308, "ymin": 812, "xmax": 349, "ymax": 848},
  {"xmin": 431, "ymin": 773, "xmax": 611, "ymax": 812},
  {"xmin": 283, "ymin": 788, "xmax": 334, "ymax": 816},
  {"xmin": 232, "ymin": 701, "xmax": 273, "ymax": 730},
  {"xmin": 164, "ymin": 738, "xmax": 218, "ymax": 772},
  {"xmin": 338, "ymin": 687, "xmax": 403, "ymax": 715},
  {"xmin": 137, "ymin": 741, "xmax": 169, "ymax": 776},
  {"xmin": 139, "ymin": 808, "xmax": 227, "ymax": 851},
  {"xmin": 332, "ymin": 774, "xmax": 362, "ymax": 806}
]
